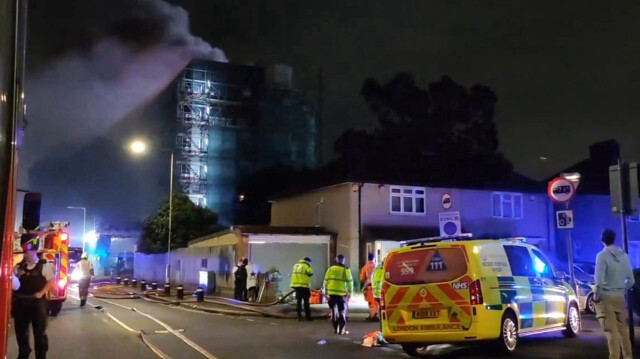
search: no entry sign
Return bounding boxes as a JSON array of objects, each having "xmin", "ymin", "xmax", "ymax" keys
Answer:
[{"xmin": 548, "ymin": 177, "xmax": 576, "ymax": 203}]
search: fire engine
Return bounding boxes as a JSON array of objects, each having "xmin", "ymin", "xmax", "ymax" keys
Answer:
[{"xmin": 13, "ymin": 222, "xmax": 71, "ymax": 317}]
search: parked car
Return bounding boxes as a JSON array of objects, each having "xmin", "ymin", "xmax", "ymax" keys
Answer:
[{"xmin": 554, "ymin": 261, "xmax": 596, "ymax": 313}]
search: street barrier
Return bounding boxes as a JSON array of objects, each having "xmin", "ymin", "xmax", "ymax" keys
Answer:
[
  {"xmin": 196, "ymin": 288, "xmax": 204, "ymax": 302},
  {"xmin": 140, "ymin": 280, "xmax": 147, "ymax": 291},
  {"xmin": 177, "ymin": 285, "xmax": 184, "ymax": 300},
  {"xmin": 163, "ymin": 283, "xmax": 170, "ymax": 296},
  {"xmin": 151, "ymin": 281, "xmax": 158, "ymax": 290},
  {"xmin": 132, "ymin": 279, "xmax": 137, "ymax": 287},
  {"xmin": 116, "ymin": 276, "xmax": 121, "ymax": 285},
  {"xmin": 123, "ymin": 278, "xmax": 129, "ymax": 286}
]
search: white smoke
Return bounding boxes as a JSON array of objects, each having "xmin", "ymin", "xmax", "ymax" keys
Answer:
[{"xmin": 20, "ymin": 0, "xmax": 227, "ymax": 185}]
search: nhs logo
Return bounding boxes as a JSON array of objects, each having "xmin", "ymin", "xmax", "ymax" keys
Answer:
[{"xmin": 452, "ymin": 282, "xmax": 468, "ymax": 290}]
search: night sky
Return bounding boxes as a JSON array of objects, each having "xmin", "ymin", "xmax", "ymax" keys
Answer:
[{"xmin": 18, "ymin": 0, "xmax": 640, "ymax": 236}]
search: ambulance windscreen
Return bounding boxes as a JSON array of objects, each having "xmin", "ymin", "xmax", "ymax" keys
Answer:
[{"xmin": 385, "ymin": 248, "xmax": 468, "ymax": 285}]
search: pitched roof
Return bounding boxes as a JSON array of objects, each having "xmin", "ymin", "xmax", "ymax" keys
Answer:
[{"xmin": 271, "ymin": 157, "xmax": 545, "ymax": 201}]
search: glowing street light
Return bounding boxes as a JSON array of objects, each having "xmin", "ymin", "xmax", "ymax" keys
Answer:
[
  {"xmin": 130, "ymin": 140, "xmax": 147, "ymax": 154},
  {"xmin": 127, "ymin": 139, "xmax": 174, "ymax": 284}
]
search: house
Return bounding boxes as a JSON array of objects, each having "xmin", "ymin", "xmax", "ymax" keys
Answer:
[
  {"xmin": 548, "ymin": 140, "xmax": 640, "ymax": 267},
  {"xmin": 270, "ymin": 180, "xmax": 553, "ymax": 271}
]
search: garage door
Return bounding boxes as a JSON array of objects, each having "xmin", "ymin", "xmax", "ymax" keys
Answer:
[{"xmin": 250, "ymin": 243, "xmax": 329, "ymax": 289}]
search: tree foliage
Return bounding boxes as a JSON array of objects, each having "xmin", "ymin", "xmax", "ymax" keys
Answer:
[
  {"xmin": 336, "ymin": 74, "xmax": 512, "ymax": 184},
  {"xmin": 138, "ymin": 192, "xmax": 221, "ymax": 254}
]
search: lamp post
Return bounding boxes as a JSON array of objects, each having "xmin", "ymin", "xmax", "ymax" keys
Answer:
[
  {"xmin": 129, "ymin": 139, "xmax": 174, "ymax": 284},
  {"xmin": 67, "ymin": 206, "xmax": 86, "ymax": 252}
]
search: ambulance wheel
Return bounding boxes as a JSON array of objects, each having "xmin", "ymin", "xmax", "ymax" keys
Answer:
[
  {"xmin": 494, "ymin": 311, "xmax": 518, "ymax": 355},
  {"xmin": 48, "ymin": 301, "xmax": 62, "ymax": 317},
  {"xmin": 563, "ymin": 302, "xmax": 580, "ymax": 337}
]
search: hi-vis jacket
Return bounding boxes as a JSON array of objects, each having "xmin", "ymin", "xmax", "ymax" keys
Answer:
[
  {"xmin": 372, "ymin": 262, "xmax": 384, "ymax": 299},
  {"xmin": 290, "ymin": 260, "xmax": 313, "ymax": 288},
  {"xmin": 323, "ymin": 264, "xmax": 354, "ymax": 296}
]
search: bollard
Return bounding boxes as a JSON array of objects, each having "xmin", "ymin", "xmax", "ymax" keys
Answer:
[
  {"xmin": 124, "ymin": 278, "xmax": 129, "ymax": 286},
  {"xmin": 116, "ymin": 276, "xmax": 121, "ymax": 285},
  {"xmin": 163, "ymin": 283, "xmax": 170, "ymax": 296},
  {"xmin": 195, "ymin": 287, "xmax": 204, "ymax": 302},
  {"xmin": 151, "ymin": 281, "xmax": 158, "ymax": 290},
  {"xmin": 176, "ymin": 285, "xmax": 184, "ymax": 300},
  {"xmin": 140, "ymin": 280, "xmax": 147, "ymax": 291},
  {"xmin": 132, "ymin": 279, "xmax": 137, "ymax": 288}
]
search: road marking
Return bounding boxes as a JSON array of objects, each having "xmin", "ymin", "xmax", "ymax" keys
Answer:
[
  {"xmin": 68, "ymin": 287, "xmax": 174, "ymax": 359},
  {"xmin": 245, "ymin": 318, "xmax": 254, "ymax": 322},
  {"xmin": 95, "ymin": 297, "xmax": 219, "ymax": 359}
]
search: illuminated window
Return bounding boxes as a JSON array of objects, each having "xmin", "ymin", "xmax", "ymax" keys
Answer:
[
  {"xmin": 390, "ymin": 186, "xmax": 426, "ymax": 215},
  {"xmin": 492, "ymin": 192, "xmax": 523, "ymax": 219}
]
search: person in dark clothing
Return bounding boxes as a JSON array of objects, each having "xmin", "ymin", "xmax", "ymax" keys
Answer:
[
  {"xmin": 13, "ymin": 234, "xmax": 54, "ymax": 359},
  {"xmin": 234, "ymin": 258, "xmax": 249, "ymax": 301}
]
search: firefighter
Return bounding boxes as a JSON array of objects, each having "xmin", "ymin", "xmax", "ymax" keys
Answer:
[
  {"xmin": 290, "ymin": 257, "xmax": 313, "ymax": 321},
  {"xmin": 323, "ymin": 254, "xmax": 353, "ymax": 335},
  {"xmin": 13, "ymin": 234, "xmax": 54, "ymax": 359},
  {"xmin": 360, "ymin": 253, "xmax": 379, "ymax": 321},
  {"xmin": 76, "ymin": 253, "xmax": 94, "ymax": 307},
  {"xmin": 372, "ymin": 259, "xmax": 384, "ymax": 309}
]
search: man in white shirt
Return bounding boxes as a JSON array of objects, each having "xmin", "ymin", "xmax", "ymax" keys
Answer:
[
  {"xmin": 76, "ymin": 253, "xmax": 94, "ymax": 308},
  {"xmin": 13, "ymin": 234, "xmax": 54, "ymax": 359}
]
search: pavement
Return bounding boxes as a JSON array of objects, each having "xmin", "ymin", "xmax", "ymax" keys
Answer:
[{"xmin": 7, "ymin": 284, "xmax": 640, "ymax": 359}]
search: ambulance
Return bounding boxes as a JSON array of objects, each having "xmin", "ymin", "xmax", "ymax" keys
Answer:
[{"xmin": 380, "ymin": 234, "xmax": 580, "ymax": 357}]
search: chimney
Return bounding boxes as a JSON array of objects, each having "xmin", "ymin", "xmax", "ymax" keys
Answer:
[{"xmin": 589, "ymin": 139, "xmax": 620, "ymax": 166}]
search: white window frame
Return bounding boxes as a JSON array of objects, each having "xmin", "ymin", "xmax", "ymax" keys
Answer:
[
  {"xmin": 389, "ymin": 186, "xmax": 427, "ymax": 215},
  {"xmin": 492, "ymin": 192, "xmax": 523, "ymax": 219}
]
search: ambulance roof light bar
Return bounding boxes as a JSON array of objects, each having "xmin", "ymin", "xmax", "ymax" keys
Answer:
[{"xmin": 400, "ymin": 233, "xmax": 473, "ymax": 247}]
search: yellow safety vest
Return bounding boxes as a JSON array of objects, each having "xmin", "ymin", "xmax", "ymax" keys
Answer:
[
  {"xmin": 323, "ymin": 264, "xmax": 353, "ymax": 296},
  {"xmin": 372, "ymin": 263, "xmax": 384, "ymax": 299},
  {"xmin": 290, "ymin": 260, "xmax": 313, "ymax": 288}
]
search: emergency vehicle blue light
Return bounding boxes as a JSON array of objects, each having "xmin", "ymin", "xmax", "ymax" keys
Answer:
[{"xmin": 533, "ymin": 255, "xmax": 546, "ymax": 273}]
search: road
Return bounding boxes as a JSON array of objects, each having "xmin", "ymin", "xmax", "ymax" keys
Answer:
[{"xmin": 7, "ymin": 286, "xmax": 630, "ymax": 358}]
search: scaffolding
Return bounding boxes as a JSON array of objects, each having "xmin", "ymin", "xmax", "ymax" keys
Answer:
[{"xmin": 176, "ymin": 63, "xmax": 260, "ymax": 209}]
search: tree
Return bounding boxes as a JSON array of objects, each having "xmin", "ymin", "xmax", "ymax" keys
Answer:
[
  {"xmin": 336, "ymin": 74, "xmax": 512, "ymax": 184},
  {"xmin": 138, "ymin": 192, "xmax": 221, "ymax": 254}
]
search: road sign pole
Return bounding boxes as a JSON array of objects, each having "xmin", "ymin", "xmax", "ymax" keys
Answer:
[
  {"xmin": 616, "ymin": 159, "xmax": 636, "ymax": 346},
  {"xmin": 565, "ymin": 203, "xmax": 577, "ymax": 294}
]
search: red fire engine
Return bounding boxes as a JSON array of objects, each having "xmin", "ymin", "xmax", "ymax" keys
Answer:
[
  {"xmin": 13, "ymin": 222, "xmax": 71, "ymax": 316},
  {"xmin": 0, "ymin": 0, "xmax": 27, "ymax": 356}
]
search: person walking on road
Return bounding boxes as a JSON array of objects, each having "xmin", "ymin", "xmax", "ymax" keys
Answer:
[
  {"xmin": 323, "ymin": 254, "xmax": 353, "ymax": 335},
  {"xmin": 76, "ymin": 252, "xmax": 94, "ymax": 308},
  {"xmin": 290, "ymin": 257, "xmax": 314, "ymax": 321},
  {"xmin": 13, "ymin": 234, "xmax": 54, "ymax": 359},
  {"xmin": 233, "ymin": 258, "xmax": 249, "ymax": 301},
  {"xmin": 360, "ymin": 253, "xmax": 379, "ymax": 321},
  {"xmin": 594, "ymin": 229, "xmax": 635, "ymax": 359}
]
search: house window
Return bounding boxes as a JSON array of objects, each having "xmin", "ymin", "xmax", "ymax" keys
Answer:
[
  {"xmin": 390, "ymin": 186, "xmax": 426, "ymax": 215},
  {"xmin": 492, "ymin": 192, "xmax": 523, "ymax": 219}
]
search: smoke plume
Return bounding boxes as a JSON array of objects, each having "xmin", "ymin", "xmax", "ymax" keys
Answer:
[{"xmin": 20, "ymin": 0, "xmax": 227, "ymax": 186}]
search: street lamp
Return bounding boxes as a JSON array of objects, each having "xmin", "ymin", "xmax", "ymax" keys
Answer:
[
  {"xmin": 128, "ymin": 139, "xmax": 174, "ymax": 284},
  {"xmin": 67, "ymin": 206, "xmax": 86, "ymax": 252}
]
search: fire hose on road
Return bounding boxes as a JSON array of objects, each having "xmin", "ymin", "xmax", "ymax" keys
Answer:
[{"xmin": 88, "ymin": 283, "xmax": 330, "ymax": 319}]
